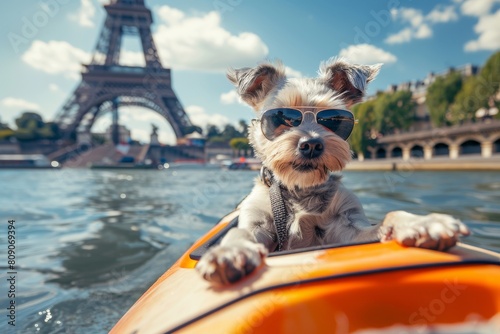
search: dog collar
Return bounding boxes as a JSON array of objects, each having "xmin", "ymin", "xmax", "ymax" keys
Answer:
[
  {"xmin": 260, "ymin": 166, "xmax": 273, "ymax": 187},
  {"xmin": 260, "ymin": 166, "xmax": 289, "ymax": 251}
]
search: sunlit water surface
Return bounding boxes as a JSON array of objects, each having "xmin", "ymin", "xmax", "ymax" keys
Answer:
[{"xmin": 1, "ymin": 169, "xmax": 499, "ymax": 333}]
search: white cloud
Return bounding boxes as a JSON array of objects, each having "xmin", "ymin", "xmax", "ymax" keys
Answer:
[
  {"xmin": 393, "ymin": 7, "xmax": 425, "ymax": 28},
  {"xmin": 385, "ymin": 28, "xmax": 413, "ymax": 44},
  {"xmin": 414, "ymin": 24, "xmax": 433, "ymax": 39},
  {"xmin": 1, "ymin": 97, "xmax": 40, "ymax": 111},
  {"xmin": 22, "ymin": 5, "xmax": 269, "ymax": 76},
  {"xmin": 153, "ymin": 5, "xmax": 268, "ymax": 71},
  {"xmin": 22, "ymin": 40, "xmax": 91, "ymax": 79},
  {"xmin": 460, "ymin": 0, "xmax": 500, "ymax": 16},
  {"xmin": 339, "ymin": 44, "xmax": 397, "ymax": 64},
  {"xmin": 386, "ymin": 5, "xmax": 458, "ymax": 44},
  {"xmin": 185, "ymin": 105, "xmax": 229, "ymax": 130},
  {"xmin": 220, "ymin": 90, "xmax": 241, "ymax": 105},
  {"xmin": 464, "ymin": 9, "xmax": 500, "ymax": 51},
  {"xmin": 426, "ymin": 5, "xmax": 459, "ymax": 23},
  {"xmin": 22, "ymin": 40, "xmax": 146, "ymax": 77},
  {"xmin": 284, "ymin": 66, "xmax": 303, "ymax": 78},
  {"xmin": 69, "ymin": 0, "xmax": 96, "ymax": 28}
]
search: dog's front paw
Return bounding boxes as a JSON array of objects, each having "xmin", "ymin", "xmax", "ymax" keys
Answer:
[
  {"xmin": 380, "ymin": 211, "xmax": 470, "ymax": 251},
  {"xmin": 196, "ymin": 242, "xmax": 268, "ymax": 285}
]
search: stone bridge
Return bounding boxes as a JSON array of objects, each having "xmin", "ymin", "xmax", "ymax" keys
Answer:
[{"xmin": 365, "ymin": 120, "xmax": 500, "ymax": 160}]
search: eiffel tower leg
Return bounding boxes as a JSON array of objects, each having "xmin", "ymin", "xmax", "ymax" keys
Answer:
[
  {"xmin": 112, "ymin": 98, "xmax": 120, "ymax": 145},
  {"xmin": 105, "ymin": 25, "xmax": 122, "ymax": 66},
  {"xmin": 139, "ymin": 27, "xmax": 161, "ymax": 68}
]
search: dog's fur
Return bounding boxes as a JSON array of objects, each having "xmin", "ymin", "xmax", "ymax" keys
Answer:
[{"xmin": 196, "ymin": 58, "xmax": 470, "ymax": 285}]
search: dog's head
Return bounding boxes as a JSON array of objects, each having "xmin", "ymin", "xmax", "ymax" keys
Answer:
[{"xmin": 227, "ymin": 58, "xmax": 381, "ymax": 189}]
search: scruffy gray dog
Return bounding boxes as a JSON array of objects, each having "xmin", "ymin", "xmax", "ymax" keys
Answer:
[{"xmin": 196, "ymin": 58, "xmax": 470, "ymax": 285}]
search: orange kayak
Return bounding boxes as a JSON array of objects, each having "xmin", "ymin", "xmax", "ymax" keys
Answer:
[{"xmin": 111, "ymin": 211, "xmax": 500, "ymax": 333}]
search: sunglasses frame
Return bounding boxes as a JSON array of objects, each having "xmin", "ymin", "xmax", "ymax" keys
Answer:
[{"xmin": 254, "ymin": 106, "xmax": 357, "ymax": 141}]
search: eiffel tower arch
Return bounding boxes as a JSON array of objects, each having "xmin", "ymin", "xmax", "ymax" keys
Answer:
[{"xmin": 54, "ymin": 0, "xmax": 198, "ymax": 144}]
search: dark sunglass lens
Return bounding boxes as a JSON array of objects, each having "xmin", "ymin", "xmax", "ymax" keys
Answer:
[
  {"xmin": 317, "ymin": 110, "xmax": 354, "ymax": 140},
  {"xmin": 261, "ymin": 108, "xmax": 302, "ymax": 139}
]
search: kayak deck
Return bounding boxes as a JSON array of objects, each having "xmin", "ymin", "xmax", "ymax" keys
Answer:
[{"xmin": 111, "ymin": 211, "xmax": 500, "ymax": 333}]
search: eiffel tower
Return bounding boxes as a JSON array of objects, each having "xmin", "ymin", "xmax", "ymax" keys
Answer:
[{"xmin": 54, "ymin": 0, "xmax": 198, "ymax": 144}]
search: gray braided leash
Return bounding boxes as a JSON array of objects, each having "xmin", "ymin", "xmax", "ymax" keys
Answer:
[{"xmin": 261, "ymin": 166, "xmax": 289, "ymax": 251}]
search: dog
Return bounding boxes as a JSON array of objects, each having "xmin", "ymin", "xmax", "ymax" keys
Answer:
[{"xmin": 196, "ymin": 57, "xmax": 470, "ymax": 285}]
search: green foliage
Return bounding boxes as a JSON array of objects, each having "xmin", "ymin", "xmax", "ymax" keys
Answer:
[
  {"xmin": 349, "ymin": 99, "xmax": 377, "ymax": 154},
  {"xmin": 426, "ymin": 71, "xmax": 463, "ymax": 126},
  {"xmin": 206, "ymin": 124, "xmax": 221, "ymax": 138},
  {"xmin": 479, "ymin": 51, "xmax": 500, "ymax": 97},
  {"xmin": 230, "ymin": 137, "xmax": 251, "ymax": 157},
  {"xmin": 220, "ymin": 124, "xmax": 240, "ymax": 139},
  {"xmin": 0, "ymin": 118, "xmax": 14, "ymax": 140},
  {"xmin": 238, "ymin": 119, "xmax": 249, "ymax": 137},
  {"xmin": 206, "ymin": 120, "xmax": 249, "ymax": 143},
  {"xmin": 0, "ymin": 129, "xmax": 14, "ymax": 140},
  {"xmin": 349, "ymin": 90, "xmax": 415, "ymax": 155},
  {"xmin": 229, "ymin": 137, "xmax": 250, "ymax": 150},
  {"xmin": 374, "ymin": 90, "xmax": 415, "ymax": 134},
  {"xmin": 184, "ymin": 125, "xmax": 202, "ymax": 135},
  {"xmin": 448, "ymin": 51, "xmax": 500, "ymax": 124},
  {"xmin": 13, "ymin": 112, "xmax": 60, "ymax": 141},
  {"xmin": 449, "ymin": 76, "xmax": 485, "ymax": 123}
]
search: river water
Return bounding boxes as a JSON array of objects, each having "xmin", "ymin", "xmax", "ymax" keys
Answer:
[{"xmin": 1, "ymin": 169, "xmax": 500, "ymax": 333}]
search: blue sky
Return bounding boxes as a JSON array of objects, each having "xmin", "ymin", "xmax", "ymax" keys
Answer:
[{"xmin": 1, "ymin": 0, "xmax": 499, "ymax": 144}]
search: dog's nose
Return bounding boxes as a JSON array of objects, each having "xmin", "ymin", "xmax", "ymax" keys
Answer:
[{"xmin": 298, "ymin": 138, "xmax": 324, "ymax": 159}]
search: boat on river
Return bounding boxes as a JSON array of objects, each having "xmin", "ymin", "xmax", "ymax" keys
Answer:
[{"xmin": 110, "ymin": 211, "xmax": 500, "ymax": 333}]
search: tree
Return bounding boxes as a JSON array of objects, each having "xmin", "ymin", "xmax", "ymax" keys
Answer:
[
  {"xmin": 449, "ymin": 76, "xmax": 485, "ymax": 123},
  {"xmin": 229, "ymin": 137, "xmax": 251, "ymax": 156},
  {"xmin": 447, "ymin": 52, "xmax": 500, "ymax": 123},
  {"xmin": 0, "ymin": 117, "xmax": 14, "ymax": 140},
  {"xmin": 374, "ymin": 90, "xmax": 415, "ymax": 134},
  {"xmin": 238, "ymin": 119, "xmax": 249, "ymax": 137},
  {"xmin": 184, "ymin": 125, "xmax": 202, "ymax": 135},
  {"xmin": 426, "ymin": 71, "xmax": 463, "ymax": 127},
  {"xmin": 13, "ymin": 112, "xmax": 60, "ymax": 141},
  {"xmin": 220, "ymin": 124, "xmax": 241, "ymax": 141},
  {"xmin": 479, "ymin": 51, "xmax": 500, "ymax": 99},
  {"xmin": 349, "ymin": 99, "xmax": 377, "ymax": 155},
  {"xmin": 206, "ymin": 124, "xmax": 221, "ymax": 139}
]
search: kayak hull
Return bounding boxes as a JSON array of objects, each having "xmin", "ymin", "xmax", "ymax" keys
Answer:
[{"xmin": 111, "ymin": 211, "xmax": 500, "ymax": 333}]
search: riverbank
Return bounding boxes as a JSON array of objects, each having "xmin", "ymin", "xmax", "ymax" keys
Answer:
[{"xmin": 346, "ymin": 155, "xmax": 500, "ymax": 171}]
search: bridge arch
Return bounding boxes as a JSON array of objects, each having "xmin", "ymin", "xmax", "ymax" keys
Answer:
[
  {"xmin": 433, "ymin": 142, "xmax": 450, "ymax": 156},
  {"xmin": 455, "ymin": 135, "xmax": 486, "ymax": 147},
  {"xmin": 459, "ymin": 139, "xmax": 482, "ymax": 155},
  {"xmin": 428, "ymin": 137, "xmax": 454, "ymax": 147},
  {"xmin": 494, "ymin": 138, "xmax": 500, "ymax": 155},
  {"xmin": 375, "ymin": 147, "xmax": 387, "ymax": 159},
  {"xmin": 67, "ymin": 93, "xmax": 196, "ymax": 140},
  {"xmin": 390, "ymin": 146, "xmax": 403, "ymax": 158},
  {"xmin": 410, "ymin": 144, "xmax": 424, "ymax": 158}
]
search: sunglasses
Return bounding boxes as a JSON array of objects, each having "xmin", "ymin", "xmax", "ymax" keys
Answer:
[{"xmin": 256, "ymin": 107, "xmax": 356, "ymax": 141}]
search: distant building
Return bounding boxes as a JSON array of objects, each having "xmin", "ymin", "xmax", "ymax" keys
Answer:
[
  {"xmin": 177, "ymin": 132, "xmax": 206, "ymax": 147},
  {"xmin": 205, "ymin": 142, "xmax": 233, "ymax": 163},
  {"xmin": 380, "ymin": 63, "xmax": 479, "ymax": 97},
  {"xmin": 105, "ymin": 125, "xmax": 131, "ymax": 144}
]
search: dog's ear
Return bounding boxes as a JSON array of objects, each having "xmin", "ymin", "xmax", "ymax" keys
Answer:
[
  {"xmin": 227, "ymin": 62, "xmax": 286, "ymax": 109},
  {"xmin": 319, "ymin": 58, "xmax": 382, "ymax": 108}
]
